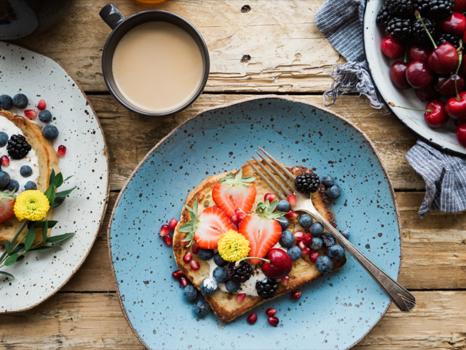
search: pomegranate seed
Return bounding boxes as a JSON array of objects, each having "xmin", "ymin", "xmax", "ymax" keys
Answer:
[
  {"xmin": 287, "ymin": 193, "xmax": 297, "ymax": 206},
  {"xmin": 247, "ymin": 312, "xmax": 257, "ymax": 325},
  {"xmin": 159, "ymin": 224, "xmax": 170, "ymax": 237},
  {"xmin": 236, "ymin": 293, "xmax": 246, "ymax": 303},
  {"xmin": 310, "ymin": 251, "xmax": 319, "ymax": 263},
  {"xmin": 179, "ymin": 276, "xmax": 188, "ymax": 287},
  {"xmin": 235, "ymin": 208, "xmax": 247, "ymax": 221},
  {"xmin": 290, "ymin": 290, "xmax": 302, "ymax": 300},
  {"xmin": 1, "ymin": 155, "xmax": 9, "ymax": 167},
  {"xmin": 57, "ymin": 145, "xmax": 67, "ymax": 157},
  {"xmin": 172, "ymin": 270, "xmax": 183, "ymax": 280},
  {"xmin": 191, "ymin": 244, "xmax": 200, "ymax": 254},
  {"xmin": 183, "ymin": 252, "xmax": 193, "ymax": 263},
  {"xmin": 190, "ymin": 259, "xmax": 200, "ymax": 271},
  {"xmin": 294, "ymin": 231, "xmax": 304, "ymax": 242},
  {"xmin": 302, "ymin": 247, "xmax": 310, "ymax": 255},
  {"xmin": 264, "ymin": 193, "xmax": 276, "ymax": 202},
  {"xmin": 281, "ymin": 275, "xmax": 290, "ymax": 285},
  {"xmin": 24, "ymin": 109, "xmax": 37, "ymax": 120},
  {"xmin": 286, "ymin": 210, "xmax": 298, "ymax": 220},
  {"xmin": 37, "ymin": 99, "xmax": 46, "ymax": 110},
  {"xmin": 163, "ymin": 235, "xmax": 172, "ymax": 246},
  {"xmin": 168, "ymin": 218, "xmax": 178, "ymax": 230},
  {"xmin": 231, "ymin": 214, "xmax": 238, "ymax": 224},
  {"xmin": 302, "ymin": 234, "xmax": 312, "ymax": 246},
  {"xmin": 265, "ymin": 308, "xmax": 277, "ymax": 317},
  {"xmin": 268, "ymin": 316, "xmax": 279, "ymax": 327},
  {"xmin": 298, "ymin": 241, "xmax": 307, "ymax": 250}
]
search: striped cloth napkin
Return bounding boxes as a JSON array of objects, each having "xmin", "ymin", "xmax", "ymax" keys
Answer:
[{"xmin": 316, "ymin": 0, "xmax": 466, "ymax": 216}]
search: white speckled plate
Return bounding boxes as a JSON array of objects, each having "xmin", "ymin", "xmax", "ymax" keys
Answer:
[{"xmin": 0, "ymin": 41, "xmax": 109, "ymax": 312}]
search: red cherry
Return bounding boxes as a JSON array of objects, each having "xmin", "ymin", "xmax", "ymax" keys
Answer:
[
  {"xmin": 415, "ymin": 85, "xmax": 437, "ymax": 101},
  {"xmin": 424, "ymin": 101, "xmax": 448, "ymax": 128},
  {"xmin": 406, "ymin": 61, "xmax": 433, "ymax": 89},
  {"xmin": 428, "ymin": 43, "xmax": 459, "ymax": 75},
  {"xmin": 457, "ymin": 123, "xmax": 466, "ymax": 146},
  {"xmin": 247, "ymin": 312, "xmax": 258, "ymax": 325},
  {"xmin": 436, "ymin": 75, "xmax": 465, "ymax": 97},
  {"xmin": 446, "ymin": 92, "xmax": 466, "ymax": 121},
  {"xmin": 408, "ymin": 46, "xmax": 430, "ymax": 63},
  {"xmin": 441, "ymin": 13, "xmax": 466, "ymax": 36},
  {"xmin": 261, "ymin": 248, "xmax": 292, "ymax": 279},
  {"xmin": 267, "ymin": 316, "xmax": 279, "ymax": 327},
  {"xmin": 381, "ymin": 35, "xmax": 404, "ymax": 59},
  {"xmin": 455, "ymin": 0, "xmax": 466, "ymax": 11},
  {"xmin": 389, "ymin": 61, "xmax": 410, "ymax": 89},
  {"xmin": 57, "ymin": 145, "xmax": 67, "ymax": 157}
]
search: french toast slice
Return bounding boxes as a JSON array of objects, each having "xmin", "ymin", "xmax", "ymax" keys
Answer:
[
  {"xmin": 173, "ymin": 160, "xmax": 345, "ymax": 323},
  {"xmin": 0, "ymin": 110, "xmax": 59, "ymax": 243}
]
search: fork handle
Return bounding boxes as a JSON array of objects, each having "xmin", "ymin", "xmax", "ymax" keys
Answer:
[{"xmin": 307, "ymin": 210, "xmax": 415, "ymax": 312}]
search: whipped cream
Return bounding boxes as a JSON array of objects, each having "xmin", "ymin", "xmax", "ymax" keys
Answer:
[{"xmin": 0, "ymin": 118, "xmax": 40, "ymax": 191}]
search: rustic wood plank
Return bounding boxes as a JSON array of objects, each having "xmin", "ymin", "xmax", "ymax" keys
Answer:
[
  {"xmin": 19, "ymin": 0, "xmax": 340, "ymax": 93},
  {"xmin": 1, "ymin": 291, "xmax": 465, "ymax": 349},
  {"xmin": 90, "ymin": 94, "xmax": 421, "ymax": 191}
]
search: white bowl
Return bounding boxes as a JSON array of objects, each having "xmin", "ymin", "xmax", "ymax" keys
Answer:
[{"xmin": 364, "ymin": 0, "xmax": 466, "ymax": 156}]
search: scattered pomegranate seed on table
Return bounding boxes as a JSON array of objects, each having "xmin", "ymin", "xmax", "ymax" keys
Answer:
[
  {"xmin": 179, "ymin": 276, "xmax": 188, "ymax": 288},
  {"xmin": 163, "ymin": 235, "xmax": 172, "ymax": 246},
  {"xmin": 290, "ymin": 290, "xmax": 302, "ymax": 300},
  {"xmin": 189, "ymin": 259, "xmax": 200, "ymax": 271},
  {"xmin": 168, "ymin": 218, "xmax": 178, "ymax": 230},
  {"xmin": 159, "ymin": 224, "xmax": 170, "ymax": 237},
  {"xmin": 267, "ymin": 316, "xmax": 279, "ymax": 327},
  {"xmin": 37, "ymin": 99, "xmax": 46, "ymax": 110},
  {"xmin": 57, "ymin": 145, "xmax": 67, "ymax": 157},
  {"xmin": 265, "ymin": 308, "xmax": 276, "ymax": 317},
  {"xmin": 247, "ymin": 312, "xmax": 257, "ymax": 325},
  {"xmin": 172, "ymin": 270, "xmax": 183, "ymax": 280},
  {"xmin": 1, "ymin": 155, "xmax": 9, "ymax": 167},
  {"xmin": 24, "ymin": 109, "xmax": 37, "ymax": 120}
]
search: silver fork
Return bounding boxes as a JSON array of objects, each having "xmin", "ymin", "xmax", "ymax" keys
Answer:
[{"xmin": 249, "ymin": 147, "xmax": 415, "ymax": 312}]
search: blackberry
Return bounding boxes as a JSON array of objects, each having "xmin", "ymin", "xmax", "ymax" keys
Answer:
[
  {"xmin": 415, "ymin": 0, "xmax": 453, "ymax": 20},
  {"xmin": 256, "ymin": 278, "xmax": 279, "ymax": 299},
  {"xmin": 386, "ymin": 17, "xmax": 413, "ymax": 43},
  {"xmin": 438, "ymin": 33, "xmax": 461, "ymax": 48},
  {"xmin": 7, "ymin": 134, "xmax": 31, "ymax": 160},
  {"xmin": 295, "ymin": 172, "xmax": 320, "ymax": 194},
  {"xmin": 412, "ymin": 18, "xmax": 436, "ymax": 47},
  {"xmin": 385, "ymin": 0, "xmax": 415, "ymax": 17},
  {"xmin": 228, "ymin": 261, "xmax": 253, "ymax": 283},
  {"xmin": 376, "ymin": 6, "xmax": 393, "ymax": 28}
]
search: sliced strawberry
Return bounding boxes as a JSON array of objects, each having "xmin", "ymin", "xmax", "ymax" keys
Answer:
[
  {"xmin": 194, "ymin": 207, "xmax": 234, "ymax": 249},
  {"xmin": 0, "ymin": 192, "xmax": 15, "ymax": 224},
  {"xmin": 212, "ymin": 170, "xmax": 256, "ymax": 218},
  {"xmin": 239, "ymin": 202, "xmax": 283, "ymax": 264}
]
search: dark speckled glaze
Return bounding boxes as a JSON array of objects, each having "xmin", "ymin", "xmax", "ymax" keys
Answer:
[{"xmin": 108, "ymin": 97, "xmax": 401, "ymax": 350}]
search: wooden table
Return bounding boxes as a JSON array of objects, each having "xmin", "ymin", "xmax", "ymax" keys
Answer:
[{"xmin": 1, "ymin": 1, "xmax": 466, "ymax": 348}]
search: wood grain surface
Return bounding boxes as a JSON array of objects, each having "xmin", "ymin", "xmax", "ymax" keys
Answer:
[{"xmin": 2, "ymin": 0, "xmax": 466, "ymax": 349}]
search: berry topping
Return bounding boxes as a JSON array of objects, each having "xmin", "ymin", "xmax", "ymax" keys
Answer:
[
  {"xmin": 183, "ymin": 251, "xmax": 193, "ymax": 263},
  {"xmin": 37, "ymin": 99, "xmax": 46, "ymax": 111},
  {"xmin": 0, "ymin": 132, "xmax": 8, "ymax": 147},
  {"xmin": 316, "ymin": 256, "xmax": 334, "ymax": 274},
  {"xmin": 197, "ymin": 248, "xmax": 214, "ymax": 260},
  {"xmin": 0, "ymin": 95, "xmax": 12, "ymax": 110},
  {"xmin": 0, "ymin": 191, "xmax": 15, "ymax": 223},
  {"xmin": 218, "ymin": 230, "xmax": 250, "ymax": 262},
  {"xmin": 228, "ymin": 260, "xmax": 254, "ymax": 283},
  {"xmin": 1, "ymin": 155, "xmax": 9, "ymax": 167},
  {"xmin": 310, "ymin": 237, "xmax": 324, "ymax": 251},
  {"xmin": 325, "ymin": 184, "xmax": 341, "ymax": 199},
  {"xmin": 310, "ymin": 251, "xmax": 319, "ymax": 263},
  {"xmin": 183, "ymin": 285, "xmax": 198, "ymax": 303},
  {"xmin": 200, "ymin": 277, "xmax": 218, "ymax": 296},
  {"xmin": 7, "ymin": 134, "xmax": 31, "ymax": 160},
  {"xmin": 328, "ymin": 244, "xmax": 346, "ymax": 260},
  {"xmin": 276, "ymin": 216, "xmax": 289, "ymax": 230},
  {"xmin": 189, "ymin": 259, "xmax": 200, "ymax": 270},
  {"xmin": 0, "ymin": 171, "xmax": 10, "ymax": 189},
  {"xmin": 213, "ymin": 266, "xmax": 228, "ymax": 283},
  {"xmin": 263, "ymin": 192, "xmax": 277, "ymax": 202},
  {"xmin": 213, "ymin": 253, "xmax": 227, "ymax": 266},
  {"xmin": 298, "ymin": 213, "xmax": 313, "ymax": 229},
  {"xmin": 42, "ymin": 124, "xmax": 59, "ymax": 140},
  {"xmin": 225, "ymin": 279, "xmax": 240, "ymax": 293},
  {"xmin": 261, "ymin": 248, "xmax": 292, "ymax": 279},
  {"xmin": 255, "ymin": 277, "xmax": 279, "ymax": 299},
  {"xmin": 287, "ymin": 246, "xmax": 302, "ymax": 261},
  {"xmin": 193, "ymin": 299, "xmax": 211, "ymax": 319},
  {"xmin": 56, "ymin": 144, "xmax": 67, "ymax": 157},
  {"xmin": 24, "ymin": 181, "xmax": 37, "ymax": 190},
  {"xmin": 212, "ymin": 169, "xmax": 256, "ymax": 218},
  {"xmin": 12, "ymin": 93, "xmax": 28, "ymax": 108},
  {"xmin": 322, "ymin": 233, "xmax": 336, "ymax": 248},
  {"xmin": 295, "ymin": 172, "xmax": 320, "ymax": 194},
  {"xmin": 20, "ymin": 165, "xmax": 32, "ymax": 177},
  {"xmin": 276, "ymin": 199, "xmax": 290, "ymax": 212},
  {"xmin": 6, "ymin": 179, "xmax": 17, "ymax": 192},
  {"xmin": 247, "ymin": 312, "xmax": 258, "ymax": 325},
  {"xmin": 24, "ymin": 109, "xmax": 37, "ymax": 120},
  {"xmin": 310, "ymin": 222, "xmax": 324, "ymax": 236},
  {"xmin": 279, "ymin": 229, "xmax": 295, "ymax": 248},
  {"xmin": 39, "ymin": 110, "xmax": 52, "ymax": 123}
]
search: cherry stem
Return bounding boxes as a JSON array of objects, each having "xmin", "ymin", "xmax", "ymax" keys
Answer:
[
  {"xmin": 455, "ymin": 40, "xmax": 463, "ymax": 99},
  {"xmin": 388, "ymin": 101, "xmax": 425, "ymax": 112},
  {"xmin": 415, "ymin": 10, "xmax": 437, "ymax": 49},
  {"xmin": 238, "ymin": 257, "xmax": 270, "ymax": 264}
]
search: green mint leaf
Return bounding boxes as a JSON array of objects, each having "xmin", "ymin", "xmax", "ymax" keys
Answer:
[
  {"xmin": 46, "ymin": 232, "xmax": 75, "ymax": 246},
  {"xmin": 4, "ymin": 253, "xmax": 18, "ymax": 266},
  {"xmin": 54, "ymin": 173, "xmax": 63, "ymax": 188},
  {"xmin": 55, "ymin": 187, "xmax": 76, "ymax": 199},
  {"xmin": 24, "ymin": 227, "xmax": 36, "ymax": 251}
]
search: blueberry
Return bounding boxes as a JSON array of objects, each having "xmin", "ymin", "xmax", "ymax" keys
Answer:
[
  {"xmin": 24, "ymin": 181, "xmax": 37, "ymax": 190},
  {"xmin": 322, "ymin": 233, "xmax": 336, "ymax": 248},
  {"xmin": 298, "ymin": 214, "xmax": 313, "ymax": 229},
  {"xmin": 183, "ymin": 284, "xmax": 198, "ymax": 303},
  {"xmin": 38, "ymin": 110, "xmax": 52, "ymax": 123},
  {"xmin": 287, "ymin": 246, "xmax": 302, "ymax": 261},
  {"xmin": 321, "ymin": 175, "xmax": 335, "ymax": 188},
  {"xmin": 279, "ymin": 230, "xmax": 295, "ymax": 248},
  {"xmin": 0, "ymin": 171, "xmax": 10, "ymax": 189},
  {"xmin": 0, "ymin": 132, "xmax": 8, "ymax": 147},
  {"xmin": 276, "ymin": 216, "xmax": 289, "ymax": 230},
  {"xmin": 12, "ymin": 93, "xmax": 28, "ymax": 108},
  {"xmin": 213, "ymin": 266, "xmax": 228, "ymax": 283},
  {"xmin": 193, "ymin": 298, "xmax": 211, "ymax": 319},
  {"xmin": 276, "ymin": 199, "xmax": 290, "ymax": 212},
  {"xmin": 326, "ymin": 184, "xmax": 341, "ymax": 199},
  {"xmin": 328, "ymin": 244, "xmax": 345, "ymax": 260},
  {"xmin": 310, "ymin": 237, "xmax": 323, "ymax": 251},
  {"xmin": 42, "ymin": 124, "xmax": 59, "ymax": 140},
  {"xmin": 197, "ymin": 249, "xmax": 214, "ymax": 260},
  {"xmin": 316, "ymin": 256, "xmax": 334, "ymax": 274},
  {"xmin": 200, "ymin": 277, "xmax": 218, "ymax": 296},
  {"xmin": 0, "ymin": 95, "xmax": 12, "ymax": 110},
  {"xmin": 310, "ymin": 222, "xmax": 324, "ymax": 236},
  {"xmin": 342, "ymin": 229, "xmax": 350, "ymax": 239},
  {"xmin": 213, "ymin": 253, "xmax": 227, "ymax": 266},
  {"xmin": 225, "ymin": 280, "xmax": 240, "ymax": 293},
  {"xmin": 20, "ymin": 165, "xmax": 32, "ymax": 177},
  {"xmin": 7, "ymin": 179, "xmax": 19, "ymax": 192}
]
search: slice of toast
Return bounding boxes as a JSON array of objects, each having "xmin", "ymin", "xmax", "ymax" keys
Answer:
[
  {"xmin": 173, "ymin": 160, "xmax": 345, "ymax": 323},
  {"xmin": 0, "ymin": 110, "xmax": 59, "ymax": 243}
]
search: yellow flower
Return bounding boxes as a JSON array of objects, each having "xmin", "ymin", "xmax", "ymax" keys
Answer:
[
  {"xmin": 14, "ymin": 190, "xmax": 50, "ymax": 222},
  {"xmin": 218, "ymin": 230, "xmax": 250, "ymax": 262}
]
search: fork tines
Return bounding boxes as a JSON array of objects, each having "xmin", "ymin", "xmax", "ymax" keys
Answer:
[{"xmin": 249, "ymin": 148, "xmax": 295, "ymax": 198}]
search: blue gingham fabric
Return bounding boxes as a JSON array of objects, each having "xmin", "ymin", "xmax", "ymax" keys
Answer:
[{"xmin": 316, "ymin": 0, "xmax": 466, "ymax": 216}]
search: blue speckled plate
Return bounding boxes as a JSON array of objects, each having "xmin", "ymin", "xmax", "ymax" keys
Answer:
[{"xmin": 109, "ymin": 97, "xmax": 401, "ymax": 350}]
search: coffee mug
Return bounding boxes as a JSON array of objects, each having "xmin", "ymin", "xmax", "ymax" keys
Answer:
[{"xmin": 99, "ymin": 3, "xmax": 210, "ymax": 117}]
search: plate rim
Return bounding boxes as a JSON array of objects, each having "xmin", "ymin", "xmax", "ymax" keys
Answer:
[
  {"xmin": 0, "ymin": 41, "xmax": 110, "ymax": 313},
  {"xmin": 107, "ymin": 95, "xmax": 402, "ymax": 350},
  {"xmin": 363, "ymin": 0, "xmax": 466, "ymax": 157}
]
